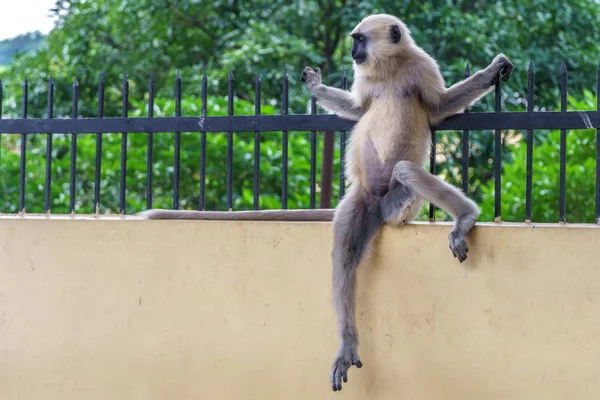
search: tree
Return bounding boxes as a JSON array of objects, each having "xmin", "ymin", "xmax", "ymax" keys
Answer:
[{"xmin": 1, "ymin": 0, "xmax": 599, "ymax": 220}]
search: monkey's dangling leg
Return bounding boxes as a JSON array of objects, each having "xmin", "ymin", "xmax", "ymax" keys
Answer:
[
  {"xmin": 391, "ymin": 160, "xmax": 480, "ymax": 262},
  {"xmin": 330, "ymin": 186, "xmax": 382, "ymax": 391}
]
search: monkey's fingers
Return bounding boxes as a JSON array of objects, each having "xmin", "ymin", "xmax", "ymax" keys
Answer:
[
  {"xmin": 300, "ymin": 66, "xmax": 314, "ymax": 83},
  {"xmin": 500, "ymin": 62, "xmax": 514, "ymax": 82}
]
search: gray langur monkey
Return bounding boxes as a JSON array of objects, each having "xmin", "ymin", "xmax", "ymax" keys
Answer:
[
  {"xmin": 300, "ymin": 14, "xmax": 513, "ymax": 391},
  {"xmin": 138, "ymin": 12, "xmax": 513, "ymax": 393}
]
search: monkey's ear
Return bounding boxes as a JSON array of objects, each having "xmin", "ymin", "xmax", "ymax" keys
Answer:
[{"xmin": 389, "ymin": 25, "xmax": 401, "ymax": 44}]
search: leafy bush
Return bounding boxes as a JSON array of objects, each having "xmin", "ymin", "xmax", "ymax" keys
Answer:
[
  {"xmin": 0, "ymin": 94, "xmax": 342, "ymax": 214},
  {"xmin": 478, "ymin": 91, "xmax": 598, "ymax": 223}
]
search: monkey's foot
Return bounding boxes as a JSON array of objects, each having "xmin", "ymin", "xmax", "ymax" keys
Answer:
[
  {"xmin": 330, "ymin": 344, "xmax": 362, "ymax": 391},
  {"xmin": 448, "ymin": 228, "xmax": 469, "ymax": 263}
]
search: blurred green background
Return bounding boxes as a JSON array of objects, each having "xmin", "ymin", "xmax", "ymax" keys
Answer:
[{"xmin": 0, "ymin": 0, "xmax": 599, "ymax": 223}]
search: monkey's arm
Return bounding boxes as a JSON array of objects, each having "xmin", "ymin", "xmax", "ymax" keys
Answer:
[
  {"xmin": 301, "ymin": 67, "xmax": 366, "ymax": 121},
  {"xmin": 421, "ymin": 54, "xmax": 513, "ymax": 125},
  {"xmin": 311, "ymin": 85, "xmax": 366, "ymax": 121}
]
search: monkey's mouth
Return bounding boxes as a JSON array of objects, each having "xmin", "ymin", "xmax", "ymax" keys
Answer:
[{"xmin": 353, "ymin": 56, "xmax": 367, "ymax": 65}]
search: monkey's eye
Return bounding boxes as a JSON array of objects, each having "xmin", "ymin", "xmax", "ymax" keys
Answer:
[
  {"xmin": 352, "ymin": 33, "xmax": 365, "ymax": 43},
  {"xmin": 389, "ymin": 25, "xmax": 401, "ymax": 44}
]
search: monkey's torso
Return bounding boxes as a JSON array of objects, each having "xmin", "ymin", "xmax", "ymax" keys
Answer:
[{"xmin": 347, "ymin": 79, "xmax": 431, "ymax": 198}]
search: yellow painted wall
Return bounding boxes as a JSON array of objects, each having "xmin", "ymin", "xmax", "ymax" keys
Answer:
[{"xmin": 1, "ymin": 216, "xmax": 600, "ymax": 399}]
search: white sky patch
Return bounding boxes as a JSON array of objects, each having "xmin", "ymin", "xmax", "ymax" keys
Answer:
[{"xmin": 0, "ymin": 0, "xmax": 57, "ymax": 40}]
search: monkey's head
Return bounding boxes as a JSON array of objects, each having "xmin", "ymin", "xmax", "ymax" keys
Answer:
[{"xmin": 350, "ymin": 14, "xmax": 414, "ymax": 72}]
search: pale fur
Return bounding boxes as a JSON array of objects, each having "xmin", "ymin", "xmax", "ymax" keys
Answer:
[
  {"xmin": 301, "ymin": 13, "xmax": 513, "ymax": 392},
  {"xmin": 137, "ymin": 13, "xmax": 513, "ymax": 393}
]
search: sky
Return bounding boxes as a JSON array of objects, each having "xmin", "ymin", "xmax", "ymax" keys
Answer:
[{"xmin": 0, "ymin": 0, "xmax": 57, "ymax": 41}]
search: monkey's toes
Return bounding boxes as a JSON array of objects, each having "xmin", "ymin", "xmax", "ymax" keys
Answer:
[
  {"xmin": 330, "ymin": 357, "xmax": 352, "ymax": 391},
  {"xmin": 330, "ymin": 347, "xmax": 362, "ymax": 391},
  {"xmin": 449, "ymin": 230, "xmax": 469, "ymax": 263}
]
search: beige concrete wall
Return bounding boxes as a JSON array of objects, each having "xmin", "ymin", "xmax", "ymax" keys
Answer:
[{"xmin": 1, "ymin": 216, "xmax": 600, "ymax": 399}]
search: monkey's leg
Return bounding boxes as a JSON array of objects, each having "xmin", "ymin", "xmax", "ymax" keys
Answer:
[
  {"xmin": 392, "ymin": 161, "xmax": 480, "ymax": 262},
  {"xmin": 330, "ymin": 187, "xmax": 381, "ymax": 391},
  {"xmin": 379, "ymin": 179, "xmax": 423, "ymax": 225}
]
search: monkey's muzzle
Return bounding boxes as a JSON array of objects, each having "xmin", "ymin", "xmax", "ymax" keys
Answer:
[{"xmin": 352, "ymin": 56, "xmax": 367, "ymax": 65}]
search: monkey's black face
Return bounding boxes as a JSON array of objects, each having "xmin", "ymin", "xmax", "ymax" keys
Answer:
[{"xmin": 351, "ymin": 34, "xmax": 367, "ymax": 65}]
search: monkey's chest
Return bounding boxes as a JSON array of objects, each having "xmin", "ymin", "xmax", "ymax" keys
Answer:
[{"xmin": 359, "ymin": 137, "xmax": 397, "ymax": 197}]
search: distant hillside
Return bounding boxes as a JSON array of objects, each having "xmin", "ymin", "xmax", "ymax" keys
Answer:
[{"xmin": 0, "ymin": 31, "xmax": 45, "ymax": 65}]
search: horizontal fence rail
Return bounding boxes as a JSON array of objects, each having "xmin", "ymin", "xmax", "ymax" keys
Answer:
[
  {"xmin": 0, "ymin": 62, "xmax": 599, "ymax": 225},
  {"xmin": 0, "ymin": 112, "xmax": 599, "ymax": 134}
]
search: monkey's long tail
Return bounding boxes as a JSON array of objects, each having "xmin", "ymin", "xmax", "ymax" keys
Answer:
[{"xmin": 137, "ymin": 208, "xmax": 335, "ymax": 221}]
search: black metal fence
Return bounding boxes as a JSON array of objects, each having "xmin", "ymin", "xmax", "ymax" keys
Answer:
[{"xmin": 0, "ymin": 63, "xmax": 599, "ymax": 223}]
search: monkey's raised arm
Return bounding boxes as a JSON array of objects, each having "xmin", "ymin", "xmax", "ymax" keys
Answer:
[
  {"xmin": 420, "ymin": 54, "xmax": 513, "ymax": 125},
  {"xmin": 312, "ymin": 85, "xmax": 367, "ymax": 121},
  {"xmin": 301, "ymin": 67, "xmax": 367, "ymax": 121}
]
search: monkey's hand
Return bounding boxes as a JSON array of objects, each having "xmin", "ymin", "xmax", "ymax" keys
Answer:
[
  {"xmin": 486, "ymin": 54, "xmax": 514, "ymax": 86},
  {"xmin": 330, "ymin": 342, "xmax": 362, "ymax": 391},
  {"xmin": 300, "ymin": 66, "xmax": 322, "ymax": 91}
]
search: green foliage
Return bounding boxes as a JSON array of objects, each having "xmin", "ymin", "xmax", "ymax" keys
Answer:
[
  {"xmin": 0, "ymin": 94, "xmax": 342, "ymax": 214},
  {"xmin": 478, "ymin": 91, "xmax": 598, "ymax": 223},
  {"xmin": 0, "ymin": 32, "xmax": 45, "ymax": 65},
  {"xmin": 1, "ymin": 0, "xmax": 600, "ymax": 220}
]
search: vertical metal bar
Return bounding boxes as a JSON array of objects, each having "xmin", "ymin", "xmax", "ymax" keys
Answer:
[
  {"xmin": 174, "ymin": 70, "xmax": 181, "ymax": 210},
  {"xmin": 281, "ymin": 69, "xmax": 289, "ymax": 209},
  {"xmin": 199, "ymin": 73, "xmax": 207, "ymax": 210},
  {"xmin": 146, "ymin": 73, "xmax": 154, "ymax": 210},
  {"xmin": 19, "ymin": 78, "xmax": 28, "ymax": 213},
  {"xmin": 462, "ymin": 64, "xmax": 470, "ymax": 196},
  {"xmin": 45, "ymin": 77, "xmax": 54, "ymax": 214},
  {"xmin": 0, "ymin": 80, "xmax": 2, "ymax": 178},
  {"xmin": 494, "ymin": 73, "xmax": 502, "ymax": 221},
  {"xmin": 254, "ymin": 73, "xmax": 261, "ymax": 210},
  {"xmin": 429, "ymin": 129, "xmax": 436, "ymax": 221},
  {"xmin": 526, "ymin": 62, "xmax": 534, "ymax": 223},
  {"xmin": 94, "ymin": 73, "xmax": 104, "ymax": 214},
  {"xmin": 69, "ymin": 79, "xmax": 78, "ymax": 214},
  {"xmin": 339, "ymin": 69, "xmax": 347, "ymax": 200},
  {"xmin": 596, "ymin": 62, "xmax": 600, "ymax": 224},
  {"xmin": 0, "ymin": 80, "xmax": 2, "ymax": 182},
  {"xmin": 227, "ymin": 70, "xmax": 234, "ymax": 210},
  {"xmin": 559, "ymin": 62, "xmax": 567, "ymax": 223},
  {"xmin": 310, "ymin": 95, "xmax": 317, "ymax": 209},
  {"xmin": 120, "ymin": 75, "xmax": 129, "ymax": 214},
  {"xmin": 320, "ymin": 131, "xmax": 334, "ymax": 208}
]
